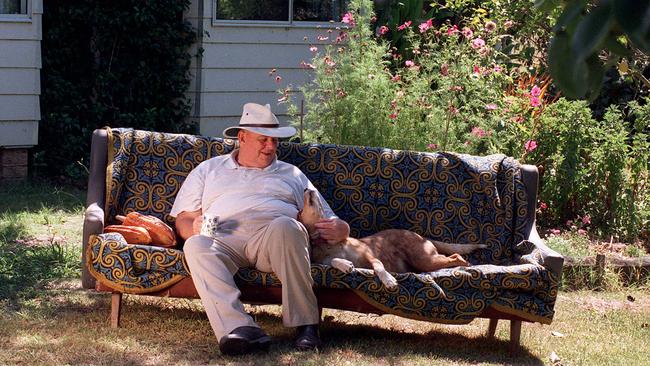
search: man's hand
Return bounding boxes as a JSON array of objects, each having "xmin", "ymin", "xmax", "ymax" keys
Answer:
[
  {"xmin": 175, "ymin": 209, "xmax": 202, "ymax": 240},
  {"xmin": 314, "ymin": 218, "xmax": 350, "ymax": 244}
]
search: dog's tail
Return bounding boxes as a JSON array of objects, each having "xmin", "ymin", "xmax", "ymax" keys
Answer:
[{"xmin": 429, "ymin": 240, "xmax": 488, "ymax": 255}]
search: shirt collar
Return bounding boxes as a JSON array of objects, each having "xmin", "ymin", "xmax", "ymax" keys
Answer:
[{"xmin": 226, "ymin": 149, "xmax": 279, "ymax": 172}]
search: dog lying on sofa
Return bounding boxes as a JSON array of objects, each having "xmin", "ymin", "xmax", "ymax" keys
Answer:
[{"xmin": 299, "ymin": 190, "xmax": 487, "ymax": 289}]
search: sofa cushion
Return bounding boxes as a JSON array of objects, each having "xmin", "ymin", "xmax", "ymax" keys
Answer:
[{"xmin": 87, "ymin": 233, "xmax": 558, "ymax": 324}]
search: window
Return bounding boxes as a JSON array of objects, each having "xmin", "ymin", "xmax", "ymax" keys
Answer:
[
  {"xmin": 215, "ymin": 0, "xmax": 348, "ymax": 23},
  {"xmin": 0, "ymin": 0, "xmax": 27, "ymax": 14}
]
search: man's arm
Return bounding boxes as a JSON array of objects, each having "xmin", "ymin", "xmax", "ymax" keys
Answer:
[{"xmin": 175, "ymin": 209, "xmax": 202, "ymax": 240}]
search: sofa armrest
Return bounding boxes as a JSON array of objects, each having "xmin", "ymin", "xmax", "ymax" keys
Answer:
[
  {"xmin": 519, "ymin": 164, "xmax": 564, "ymax": 277},
  {"xmin": 81, "ymin": 129, "xmax": 109, "ymax": 289},
  {"xmin": 527, "ymin": 225, "xmax": 564, "ymax": 277}
]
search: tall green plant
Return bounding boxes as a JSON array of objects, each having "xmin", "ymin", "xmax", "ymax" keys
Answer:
[{"xmin": 39, "ymin": 0, "xmax": 197, "ymax": 181}]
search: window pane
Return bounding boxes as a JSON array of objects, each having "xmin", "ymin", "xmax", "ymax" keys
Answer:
[
  {"xmin": 0, "ymin": 0, "xmax": 24, "ymax": 14},
  {"xmin": 293, "ymin": 0, "xmax": 348, "ymax": 22},
  {"xmin": 216, "ymin": 0, "xmax": 289, "ymax": 21}
]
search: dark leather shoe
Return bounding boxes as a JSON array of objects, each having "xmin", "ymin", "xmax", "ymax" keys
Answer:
[
  {"xmin": 219, "ymin": 326, "xmax": 271, "ymax": 356},
  {"xmin": 294, "ymin": 324, "xmax": 321, "ymax": 351}
]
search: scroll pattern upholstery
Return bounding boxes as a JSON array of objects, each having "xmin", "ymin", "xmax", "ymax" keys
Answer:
[{"xmin": 90, "ymin": 128, "xmax": 559, "ymax": 324}]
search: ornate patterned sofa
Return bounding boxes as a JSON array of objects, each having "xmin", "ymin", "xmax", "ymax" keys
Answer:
[{"xmin": 82, "ymin": 127, "xmax": 563, "ymax": 350}]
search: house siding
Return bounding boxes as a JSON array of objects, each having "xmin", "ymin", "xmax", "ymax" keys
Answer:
[
  {"xmin": 0, "ymin": 0, "xmax": 42, "ymax": 148},
  {"xmin": 185, "ymin": 0, "xmax": 337, "ymax": 136}
]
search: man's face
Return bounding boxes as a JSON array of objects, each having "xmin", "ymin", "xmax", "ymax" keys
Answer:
[{"xmin": 237, "ymin": 130, "xmax": 279, "ymax": 168}]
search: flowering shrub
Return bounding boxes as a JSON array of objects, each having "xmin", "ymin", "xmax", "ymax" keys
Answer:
[
  {"xmin": 284, "ymin": 0, "xmax": 513, "ymax": 153},
  {"xmin": 281, "ymin": 0, "xmax": 649, "ymax": 243}
]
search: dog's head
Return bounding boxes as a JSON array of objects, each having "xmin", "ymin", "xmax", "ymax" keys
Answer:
[{"xmin": 298, "ymin": 189, "xmax": 325, "ymax": 239}]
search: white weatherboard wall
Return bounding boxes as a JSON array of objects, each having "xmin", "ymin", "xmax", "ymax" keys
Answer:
[
  {"xmin": 185, "ymin": 0, "xmax": 338, "ymax": 137},
  {"xmin": 0, "ymin": 0, "xmax": 41, "ymax": 148}
]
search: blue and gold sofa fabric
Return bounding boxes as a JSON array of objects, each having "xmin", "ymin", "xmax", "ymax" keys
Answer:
[{"xmin": 87, "ymin": 128, "xmax": 559, "ymax": 324}]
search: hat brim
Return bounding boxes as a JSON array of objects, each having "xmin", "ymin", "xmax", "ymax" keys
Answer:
[{"xmin": 223, "ymin": 125, "xmax": 296, "ymax": 139}]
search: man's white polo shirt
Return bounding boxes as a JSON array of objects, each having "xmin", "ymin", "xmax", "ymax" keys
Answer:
[{"xmin": 170, "ymin": 150, "xmax": 335, "ymax": 244}]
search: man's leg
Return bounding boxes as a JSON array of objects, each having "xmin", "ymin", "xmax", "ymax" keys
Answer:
[
  {"xmin": 245, "ymin": 217, "xmax": 320, "ymax": 327},
  {"xmin": 184, "ymin": 234, "xmax": 268, "ymax": 354}
]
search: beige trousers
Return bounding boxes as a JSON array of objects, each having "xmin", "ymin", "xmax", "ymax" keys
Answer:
[{"xmin": 183, "ymin": 216, "xmax": 319, "ymax": 340}]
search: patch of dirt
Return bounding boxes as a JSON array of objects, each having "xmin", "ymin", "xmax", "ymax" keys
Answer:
[{"xmin": 558, "ymin": 293, "xmax": 650, "ymax": 315}]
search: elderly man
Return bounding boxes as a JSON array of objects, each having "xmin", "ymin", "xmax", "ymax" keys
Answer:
[{"xmin": 171, "ymin": 103, "xmax": 349, "ymax": 355}]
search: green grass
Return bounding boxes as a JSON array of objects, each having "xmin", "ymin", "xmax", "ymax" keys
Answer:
[
  {"xmin": 0, "ymin": 180, "xmax": 84, "ymax": 303},
  {"xmin": 1, "ymin": 180, "xmax": 649, "ymax": 365}
]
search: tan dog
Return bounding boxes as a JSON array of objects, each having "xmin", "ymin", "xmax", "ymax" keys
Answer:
[{"xmin": 299, "ymin": 190, "xmax": 487, "ymax": 289}]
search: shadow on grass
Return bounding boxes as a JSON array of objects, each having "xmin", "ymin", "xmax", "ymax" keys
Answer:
[
  {"xmin": 0, "ymin": 179, "xmax": 85, "ymax": 214},
  {"xmin": 1, "ymin": 282, "xmax": 546, "ymax": 365}
]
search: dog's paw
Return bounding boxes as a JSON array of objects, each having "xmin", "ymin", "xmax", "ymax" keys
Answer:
[
  {"xmin": 378, "ymin": 271, "xmax": 399, "ymax": 290},
  {"xmin": 331, "ymin": 258, "xmax": 354, "ymax": 273}
]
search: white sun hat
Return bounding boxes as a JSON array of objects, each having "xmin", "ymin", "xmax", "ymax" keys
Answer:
[{"xmin": 223, "ymin": 103, "xmax": 296, "ymax": 139}]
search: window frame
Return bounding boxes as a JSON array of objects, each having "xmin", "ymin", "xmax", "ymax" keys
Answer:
[
  {"xmin": 0, "ymin": 0, "xmax": 31, "ymax": 22},
  {"xmin": 212, "ymin": 0, "xmax": 347, "ymax": 28}
]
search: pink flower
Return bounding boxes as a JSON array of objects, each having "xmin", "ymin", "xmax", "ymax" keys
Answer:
[
  {"xmin": 378, "ymin": 25, "xmax": 389, "ymax": 35},
  {"xmin": 405, "ymin": 60, "xmax": 415, "ymax": 67},
  {"xmin": 493, "ymin": 65, "xmax": 503, "ymax": 73},
  {"xmin": 419, "ymin": 19, "xmax": 433, "ymax": 33},
  {"xmin": 504, "ymin": 20, "xmax": 514, "ymax": 30},
  {"xmin": 390, "ymin": 75, "xmax": 401, "ymax": 82},
  {"xmin": 530, "ymin": 97, "xmax": 541, "ymax": 107},
  {"xmin": 447, "ymin": 25, "xmax": 459, "ymax": 36},
  {"xmin": 566, "ymin": 220, "xmax": 573, "ymax": 226},
  {"xmin": 277, "ymin": 89, "xmax": 290, "ymax": 102},
  {"xmin": 539, "ymin": 201, "xmax": 548, "ymax": 210},
  {"xmin": 484, "ymin": 21, "xmax": 497, "ymax": 33},
  {"xmin": 485, "ymin": 103, "xmax": 498, "ymax": 111},
  {"xmin": 397, "ymin": 20, "xmax": 412, "ymax": 31},
  {"xmin": 582, "ymin": 215, "xmax": 591, "ymax": 225},
  {"xmin": 530, "ymin": 85, "xmax": 542, "ymax": 97},
  {"xmin": 309, "ymin": 46, "xmax": 318, "ymax": 52},
  {"xmin": 275, "ymin": 75, "xmax": 282, "ymax": 83},
  {"xmin": 461, "ymin": 27, "xmax": 473, "ymax": 38},
  {"xmin": 524, "ymin": 140, "xmax": 538, "ymax": 152},
  {"xmin": 299, "ymin": 61, "xmax": 316, "ymax": 69},
  {"xmin": 440, "ymin": 63, "xmax": 449, "ymax": 76},
  {"xmin": 471, "ymin": 38, "xmax": 486, "ymax": 49},
  {"xmin": 335, "ymin": 31, "xmax": 348, "ymax": 43},
  {"xmin": 427, "ymin": 143, "xmax": 438, "ymax": 150},
  {"xmin": 341, "ymin": 12, "xmax": 355, "ymax": 26},
  {"xmin": 471, "ymin": 127, "xmax": 487, "ymax": 138},
  {"xmin": 550, "ymin": 228, "xmax": 561, "ymax": 235},
  {"xmin": 578, "ymin": 229, "xmax": 587, "ymax": 235},
  {"xmin": 389, "ymin": 112, "xmax": 398, "ymax": 119}
]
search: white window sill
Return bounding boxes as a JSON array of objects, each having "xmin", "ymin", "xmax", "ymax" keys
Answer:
[
  {"xmin": 0, "ymin": 15, "xmax": 31, "ymax": 23},
  {"xmin": 211, "ymin": 19, "xmax": 346, "ymax": 29}
]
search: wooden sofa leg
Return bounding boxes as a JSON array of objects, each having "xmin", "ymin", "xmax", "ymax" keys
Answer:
[
  {"xmin": 111, "ymin": 292, "xmax": 123, "ymax": 328},
  {"xmin": 487, "ymin": 319, "xmax": 498, "ymax": 338},
  {"xmin": 509, "ymin": 320, "xmax": 522, "ymax": 353}
]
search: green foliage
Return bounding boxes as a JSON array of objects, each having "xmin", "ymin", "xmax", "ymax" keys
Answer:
[
  {"xmin": 522, "ymin": 98, "xmax": 650, "ymax": 241},
  {"xmin": 288, "ymin": 0, "xmax": 650, "ymax": 242},
  {"xmin": 538, "ymin": 0, "xmax": 650, "ymax": 99},
  {"xmin": 545, "ymin": 232, "xmax": 592, "ymax": 258},
  {"xmin": 288, "ymin": 0, "xmax": 513, "ymax": 152},
  {"xmin": 39, "ymin": 0, "xmax": 197, "ymax": 180}
]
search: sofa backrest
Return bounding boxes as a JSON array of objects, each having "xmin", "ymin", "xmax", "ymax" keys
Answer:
[{"xmin": 104, "ymin": 128, "xmax": 529, "ymax": 264}]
